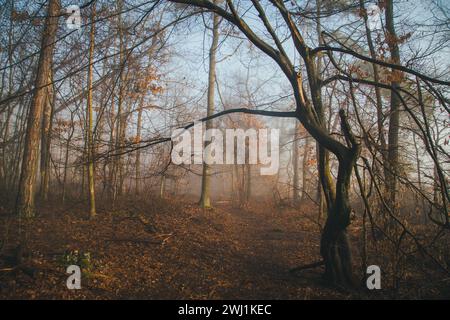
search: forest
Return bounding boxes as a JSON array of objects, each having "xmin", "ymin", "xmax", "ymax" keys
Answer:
[{"xmin": 0, "ymin": 0, "xmax": 449, "ymax": 300}]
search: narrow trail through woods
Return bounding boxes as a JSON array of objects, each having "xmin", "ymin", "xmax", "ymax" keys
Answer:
[{"xmin": 172, "ymin": 203, "xmax": 336, "ymax": 299}]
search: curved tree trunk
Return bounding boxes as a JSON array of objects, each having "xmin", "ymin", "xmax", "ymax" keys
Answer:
[
  {"xmin": 320, "ymin": 147, "xmax": 359, "ymax": 287},
  {"xmin": 320, "ymin": 216, "xmax": 354, "ymax": 286}
]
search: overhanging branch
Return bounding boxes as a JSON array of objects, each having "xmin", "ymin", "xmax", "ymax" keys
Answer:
[{"xmin": 95, "ymin": 107, "xmax": 297, "ymax": 160}]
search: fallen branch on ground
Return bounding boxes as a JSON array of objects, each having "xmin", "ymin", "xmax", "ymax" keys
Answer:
[
  {"xmin": 104, "ymin": 238, "xmax": 162, "ymax": 245},
  {"xmin": 290, "ymin": 260, "xmax": 325, "ymax": 273}
]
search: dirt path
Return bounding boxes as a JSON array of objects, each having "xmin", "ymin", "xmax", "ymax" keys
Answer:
[{"xmin": 182, "ymin": 203, "xmax": 341, "ymax": 299}]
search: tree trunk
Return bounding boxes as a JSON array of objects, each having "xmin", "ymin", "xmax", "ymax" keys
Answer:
[
  {"xmin": 305, "ymin": 39, "xmax": 360, "ymax": 286},
  {"xmin": 412, "ymin": 132, "xmax": 426, "ymax": 222},
  {"xmin": 107, "ymin": 71, "xmax": 116, "ymax": 201},
  {"xmin": 199, "ymin": 4, "xmax": 220, "ymax": 208},
  {"xmin": 1, "ymin": 2, "xmax": 15, "ymax": 187},
  {"xmin": 320, "ymin": 148, "xmax": 359, "ymax": 287},
  {"xmin": 385, "ymin": 0, "xmax": 402, "ymax": 213},
  {"xmin": 62, "ymin": 115, "xmax": 75, "ymax": 204},
  {"xmin": 86, "ymin": 3, "xmax": 97, "ymax": 218},
  {"xmin": 314, "ymin": 0, "xmax": 326, "ymax": 219},
  {"xmin": 292, "ymin": 123, "xmax": 300, "ymax": 204},
  {"xmin": 112, "ymin": 0, "xmax": 126, "ymax": 203},
  {"xmin": 359, "ymin": 0, "xmax": 388, "ymax": 174},
  {"xmin": 135, "ymin": 95, "xmax": 144, "ymax": 195},
  {"xmin": 16, "ymin": 0, "xmax": 59, "ymax": 218},
  {"xmin": 301, "ymin": 135, "xmax": 311, "ymax": 201},
  {"xmin": 39, "ymin": 70, "xmax": 54, "ymax": 201}
]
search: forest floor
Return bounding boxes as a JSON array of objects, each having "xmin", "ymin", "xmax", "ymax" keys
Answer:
[{"xmin": 0, "ymin": 196, "xmax": 448, "ymax": 299}]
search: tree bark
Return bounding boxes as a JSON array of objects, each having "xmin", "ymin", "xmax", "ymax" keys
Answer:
[
  {"xmin": 199, "ymin": 4, "xmax": 220, "ymax": 208},
  {"xmin": 385, "ymin": 0, "xmax": 402, "ymax": 213},
  {"xmin": 16, "ymin": 0, "xmax": 59, "ymax": 218},
  {"xmin": 86, "ymin": 3, "xmax": 97, "ymax": 218},
  {"xmin": 112, "ymin": 0, "xmax": 126, "ymax": 203},
  {"xmin": 301, "ymin": 135, "xmax": 311, "ymax": 201},
  {"xmin": 320, "ymin": 145, "xmax": 359, "ymax": 287},
  {"xmin": 293, "ymin": 123, "xmax": 300, "ymax": 204},
  {"xmin": 135, "ymin": 95, "xmax": 145, "ymax": 195},
  {"xmin": 39, "ymin": 70, "xmax": 54, "ymax": 201},
  {"xmin": 62, "ymin": 114, "xmax": 75, "ymax": 204}
]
